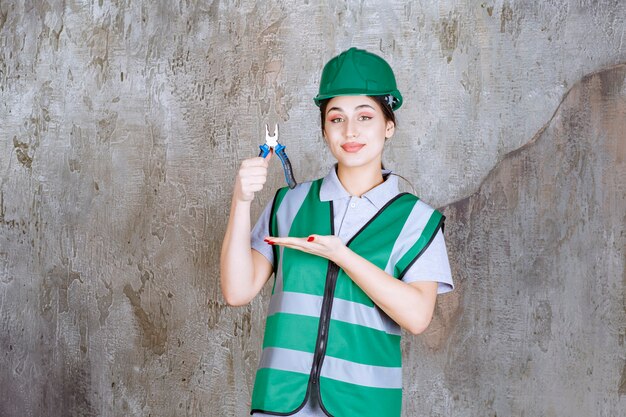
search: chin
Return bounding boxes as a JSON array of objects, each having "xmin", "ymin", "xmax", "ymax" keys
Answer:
[{"xmin": 336, "ymin": 158, "xmax": 379, "ymax": 170}]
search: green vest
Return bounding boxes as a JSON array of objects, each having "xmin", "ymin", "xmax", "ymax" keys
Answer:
[{"xmin": 251, "ymin": 178, "xmax": 444, "ymax": 417}]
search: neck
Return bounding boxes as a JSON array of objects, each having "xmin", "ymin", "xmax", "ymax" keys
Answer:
[{"xmin": 336, "ymin": 164, "xmax": 384, "ymax": 197}]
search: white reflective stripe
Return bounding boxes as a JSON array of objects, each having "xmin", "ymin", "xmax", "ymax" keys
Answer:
[
  {"xmin": 268, "ymin": 292, "xmax": 400, "ymax": 336},
  {"xmin": 276, "ymin": 182, "xmax": 313, "ymax": 237},
  {"xmin": 267, "ymin": 291, "xmax": 323, "ymax": 318},
  {"xmin": 274, "ymin": 182, "xmax": 313, "ymax": 294},
  {"xmin": 384, "ymin": 200, "xmax": 435, "ymax": 276},
  {"xmin": 258, "ymin": 347, "xmax": 314, "ymax": 375},
  {"xmin": 331, "ymin": 298, "xmax": 401, "ymax": 336},
  {"xmin": 258, "ymin": 348, "xmax": 402, "ymax": 390},
  {"xmin": 321, "ymin": 355, "xmax": 402, "ymax": 389}
]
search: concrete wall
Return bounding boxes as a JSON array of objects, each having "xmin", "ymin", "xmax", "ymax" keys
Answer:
[
  {"xmin": 0, "ymin": 1, "xmax": 624, "ymax": 416},
  {"xmin": 418, "ymin": 63, "xmax": 626, "ymax": 417}
]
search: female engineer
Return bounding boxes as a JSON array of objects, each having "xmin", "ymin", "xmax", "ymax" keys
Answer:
[{"xmin": 220, "ymin": 47, "xmax": 454, "ymax": 417}]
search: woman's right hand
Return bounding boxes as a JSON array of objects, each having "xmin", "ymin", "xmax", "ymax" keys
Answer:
[
  {"xmin": 222, "ymin": 151, "xmax": 275, "ymax": 306},
  {"xmin": 233, "ymin": 151, "xmax": 272, "ymax": 203}
]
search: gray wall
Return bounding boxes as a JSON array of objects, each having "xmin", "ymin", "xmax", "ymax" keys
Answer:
[{"xmin": 1, "ymin": 1, "xmax": 625, "ymax": 416}]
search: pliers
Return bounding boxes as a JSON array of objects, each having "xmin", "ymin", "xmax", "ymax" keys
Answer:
[{"xmin": 259, "ymin": 124, "xmax": 297, "ymax": 189}]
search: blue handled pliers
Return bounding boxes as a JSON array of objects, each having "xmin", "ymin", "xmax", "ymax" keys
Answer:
[{"xmin": 259, "ymin": 124, "xmax": 297, "ymax": 189}]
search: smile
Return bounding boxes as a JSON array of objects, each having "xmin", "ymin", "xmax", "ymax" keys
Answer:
[{"xmin": 341, "ymin": 142, "xmax": 365, "ymax": 153}]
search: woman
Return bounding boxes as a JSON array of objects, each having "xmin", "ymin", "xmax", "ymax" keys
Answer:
[{"xmin": 220, "ymin": 47, "xmax": 454, "ymax": 417}]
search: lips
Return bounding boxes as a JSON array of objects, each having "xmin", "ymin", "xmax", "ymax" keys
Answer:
[{"xmin": 341, "ymin": 142, "xmax": 365, "ymax": 153}]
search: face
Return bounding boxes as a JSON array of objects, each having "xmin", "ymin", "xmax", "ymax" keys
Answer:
[{"xmin": 322, "ymin": 96, "xmax": 395, "ymax": 171}]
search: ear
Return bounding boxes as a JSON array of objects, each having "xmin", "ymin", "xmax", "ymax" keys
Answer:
[{"xmin": 385, "ymin": 120, "xmax": 395, "ymax": 139}]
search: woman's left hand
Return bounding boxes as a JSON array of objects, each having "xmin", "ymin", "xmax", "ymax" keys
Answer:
[
  {"xmin": 265, "ymin": 233, "xmax": 437, "ymax": 334},
  {"xmin": 264, "ymin": 235, "xmax": 346, "ymax": 263}
]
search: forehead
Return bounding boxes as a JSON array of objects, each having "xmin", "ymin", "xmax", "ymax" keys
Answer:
[{"xmin": 326, "ymin": 95, "xmax": 381, "ymax": 112}]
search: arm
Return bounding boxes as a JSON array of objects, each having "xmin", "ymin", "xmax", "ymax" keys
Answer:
[
  {"xmin": 333, "ymin": 246, "xmax": 437, "ymax": 335},
  {"xmin": 265, "ymin": 235, "xmax": 437, "ymax": 334},
  {"xmin": 220, "ymin": 154, "xmax": 274, "ymax": 306}
]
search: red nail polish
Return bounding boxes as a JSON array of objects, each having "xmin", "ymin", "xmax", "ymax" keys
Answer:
[{"xmin": 307, "ymin": 236, "xmax": 315, "ymax": 242}]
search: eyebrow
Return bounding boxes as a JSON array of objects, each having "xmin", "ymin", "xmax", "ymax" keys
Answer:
[{"xmin": 326, "ymin": 104, "xmax": 376, "ymax": 115}]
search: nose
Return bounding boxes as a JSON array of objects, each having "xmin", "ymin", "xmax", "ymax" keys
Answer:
[{"xmin": 345, "ymin": 119, "xmax": 358, "ymax": 139}]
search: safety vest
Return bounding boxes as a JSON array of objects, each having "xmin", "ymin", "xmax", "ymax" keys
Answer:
[{"xmin": 251, "ymin": 178, "xmax": 444, "ymax": 417}]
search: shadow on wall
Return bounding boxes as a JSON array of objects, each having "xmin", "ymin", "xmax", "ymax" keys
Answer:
[{"xmin": 416, "ymin": 64, "xmax": 626, "ymax": 416}]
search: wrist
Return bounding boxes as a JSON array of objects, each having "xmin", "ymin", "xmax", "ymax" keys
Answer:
[
  {"xmin": 232, "ymin": 180, "xmax": 255, "ymax": 204},
  {"xmin": 331, "ymin": 244, "xmax": 353, "ymax": 267},
  {"xmin": 231, "ymin": 194, "xmax": 253, "ymax": 208}
]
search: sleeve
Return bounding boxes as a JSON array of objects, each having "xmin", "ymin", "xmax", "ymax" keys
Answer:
[
  {"xmin": 250, "ymin": 199, "xmax": 275, "ymax": 268},
  {"xmin": 400, "ymin": 229, "xmax": 454, "ymax": 294}
]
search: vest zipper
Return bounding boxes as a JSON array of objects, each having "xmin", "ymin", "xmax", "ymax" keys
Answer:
[
  {"xmin": 308, "ymin": 261, "xmax": 340, "ymax": 407},
  {"xmin": 305, "ymin": 195, "xmax": 408, "ymax": 413}
]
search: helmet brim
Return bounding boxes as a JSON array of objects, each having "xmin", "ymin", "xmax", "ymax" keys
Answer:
[{"xmin": 313, "ymin": 91, "xmax": 403, "ymax": 111}]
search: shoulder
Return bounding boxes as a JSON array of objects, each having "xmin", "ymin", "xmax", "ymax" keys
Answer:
[
  {"xmin": 276, "ymin": 178, "xmax": 321, "ymax": 193},
  {"xmin": 393, "ymin": 192, "xmax": 441, "ymax": 217},
  {"xmin": 389, "ymin": 195, "xmax": 447, "ymax": 278},
  {"xmin": 274, "ymin": 178, "xmax": 321, "ymax": 197},
  {"xmin": 271, "ymin": 178, "xmax": 323, "ymax": 211},
  {"xmin": 389, "ymin": 193, "xmax": 445, "ymax": 238}
]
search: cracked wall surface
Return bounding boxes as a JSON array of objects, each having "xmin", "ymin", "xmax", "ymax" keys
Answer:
[
  {"xmin": 410, "ymin": 63, "xmax": 626, "ymax": 416},
  {"xmin": 0, "ymin": 1, "xmax": 625, "ymax": 416}
]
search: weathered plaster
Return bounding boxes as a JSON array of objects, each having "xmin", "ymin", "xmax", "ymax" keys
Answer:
[
  {"xmin": 0, "ymin": 1, "xmax": 625, "ymax": 416},
  {"xmin": 416, "ymin": 64, "xmax": 626, "ymax": 416}
]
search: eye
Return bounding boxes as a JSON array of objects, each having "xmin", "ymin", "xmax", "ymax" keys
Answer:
[
  {"xmin": 358, "ymin": 115, "xmax": 372, "ymax": 121},
  {"xmin": 329, "ymin": 116, "xmax": 344, "ymax": 123}
]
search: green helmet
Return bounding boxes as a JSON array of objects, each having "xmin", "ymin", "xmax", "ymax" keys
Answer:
[{"xmin": 314, "ymin": 47, "xmax": 403, "ymax": 111}]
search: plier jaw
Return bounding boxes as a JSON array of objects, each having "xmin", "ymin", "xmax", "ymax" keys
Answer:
[
  {"xmin": 259, "ymin": 124, "xmax": 280, "ymax": 157},
  {"xmin": 259, "ymin": 123, "xmax": 297, "ymax": 189}
]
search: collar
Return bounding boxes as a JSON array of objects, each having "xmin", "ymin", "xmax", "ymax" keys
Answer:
[{"xmin": 319, "ymin": 164, "xmax": 400, "ymax": 209}]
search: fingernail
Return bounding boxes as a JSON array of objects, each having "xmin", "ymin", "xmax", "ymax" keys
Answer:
[{"xmin": 307, "ymin": 236, "xmax": 315, "ymax": 242}]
